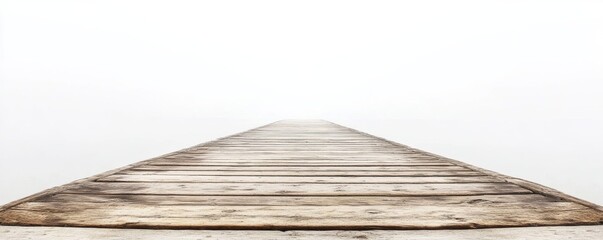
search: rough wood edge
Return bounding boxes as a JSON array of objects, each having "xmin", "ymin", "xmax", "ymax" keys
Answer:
[
  {"xmin": 1, "ymin": 225, "xmax": 603, "ymax": 239},
  {"xmin": 328, "ymin": 120, "xmax": 603, "ymax": 213},
  {"xmin": 0, "ymin": 121, "xmax": 279, "ymax": 213}
]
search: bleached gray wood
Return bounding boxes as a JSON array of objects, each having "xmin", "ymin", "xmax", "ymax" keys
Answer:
[
  {"xmin": 32, "ymin": 193, "xmax": 550, "ymax": 206},
  {"xmin": 60, "ymin": 182, "xmax": 531, "ymax": 196},
  {"xmin": 120, "ymin": 170, "xmax": 487, "ymax": 176},
  {"xmin": 149, "ymin": 160, "xmax": 451, "ymax": 166},
  {"xmin": 132, "ymin": 165, "xmax": 468, "ymax": 171},
  {"xmin": 2, "ymin": 200, "xmax": 600, "ymax": 229},
  {"xmin": 97, "ymin": 175, "xmax": 502, "ymax": 183},
  {"xmin": 1, "ymin": 225, "xmax": 603, "ymax": 240}
]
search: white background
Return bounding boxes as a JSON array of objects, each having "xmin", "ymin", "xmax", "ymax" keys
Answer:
[{"xmin": 1, "ymin": 0, "xmax": 602, "ymax": 205}]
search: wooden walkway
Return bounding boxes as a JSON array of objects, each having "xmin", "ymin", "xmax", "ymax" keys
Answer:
[{"xmin": 1, "ymin": 120, "xmax": 602, "ymax": 232}]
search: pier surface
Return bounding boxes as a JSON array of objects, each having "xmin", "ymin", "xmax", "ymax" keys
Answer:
[{"xmin": 1, "ymin": 120, "xmax": 601, "ymax": 238}]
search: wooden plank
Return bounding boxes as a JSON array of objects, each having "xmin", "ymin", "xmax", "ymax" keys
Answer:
[
  {"xmin": 163, "ymin": 153, "xmax": 427, "ymax": 157},
  {"xmin": 120, "ymin": 170, "xmax": 489, "ymax": 176},
  {"xmin": 178, "ymin": 154, "xmax": 424, "ymax": 159},
  {"xmin": 2, "ymin": 225, "xmax": 603, "ymax": 240},
  {"xmin": 209, "ymin": 142, "xmax": 392, "ymax": 145},
  {"xmin": 61, "ymin": 182, "xmax": 531, "ymax": 196},
  {"xmin": 159, "ymin": 157, "xmax": 437, "ymax": 161},
  {"xmin": 155, "ymin": 156, "xmax": 442, "ymax": 161},
  {"xmin": 34, "ymin": 193, "xmax": 553, "ymax": 206},
  {"xmin": 207, "ymin": 142, "xmax": 389, "ymax": 145},
  {"xmin": 97, "ymin": 175, "xmax": 502, "ymax": 183},
  {"xmin": 146, "ymin": 163, "xmax": 453, "ymax": 166},
  {"xmin": 182, "ymin": 151, "xmax": 414, "ymax": 154},
  {"xmin": 153, "ymin": 158, "xmax": 445, "ymax": 163},
  {"xmin": 162, "ymin": 156, "xmax": 433, "ymax": 160},
  {"xmin": 131, "ymin": 165, "xmax": 470, "ymax": 171},
  {"xmin": 149, "ymin": 161, "xmax": 451, "ymax": 166},
  {"xmin": 196, "ymin": 144, "xmax": 403, "ymax": 147},
  {"xmin": 1, "ymin": 201, "xmax": 601, "ymax": 229},
  {"xmin": 213, "ymin": 137, "xmax": 398, "ymax": 140},
  {"xmin": 191, "ymin": 148, "xmax": 407, "ymax": 152}
]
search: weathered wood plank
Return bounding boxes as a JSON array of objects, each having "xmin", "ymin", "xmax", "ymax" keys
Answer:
[
  {"xmin": 62, "ymin": 182, "xmax": 531, "ymax": 196},
  {"xmin": 165, "ymin": 152, "xmax": 420, "ymax": 156},
  {"xmin": 1, "ymin": 201, "xmax": 601, "ymax": 229},
  {"xmin": 123, "ymin": 170, "xmax": 486, "ymax": 176},
  {"xmin": 97, "ymin": 175, "xmax": 502, "ymax": 183},
  {"xmin": 33, "ymin": 193, "xmax": 554, "ymax": 206},
  {"xmin": 152, "ymin": 155, "xmax": 445, "ymax": 161},
  {"xmin": 132, "ymin": 165, "xmax": 470, "ymax": 171},
  {"xmin": 2, "ymin": 225, "xmax": 603, "ymax": 240},
  {"xmin": 209, "ymin": 141, "xmax": 392, "ymax": 144},
  {"xmin": 198, "ymin": 154, "xmax": 433, "ymax": 157},
  {"xmin": 208, "ymin": 142, "xmax": 389, "ymax": 145},
  {"xmin": 154, "ymin": 158, "xmax": 444, "ymax": 165},
  {"xmin": 194, "ymin": 146, "xmax": 405, "ymax": 149},
  {"xmin": 151, "ymin": 162, "xmax": 451, "ymax": 166}
]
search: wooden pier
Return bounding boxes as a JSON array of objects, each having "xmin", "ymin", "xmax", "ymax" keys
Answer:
[{"xmin": 1, "ymin": 120, "xmax": 602, "ymax": 239}]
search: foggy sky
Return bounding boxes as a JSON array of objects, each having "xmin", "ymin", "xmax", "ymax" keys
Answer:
[{"xmin": 1, "ymin": 0, "xmax": 602, "ymax": 205}]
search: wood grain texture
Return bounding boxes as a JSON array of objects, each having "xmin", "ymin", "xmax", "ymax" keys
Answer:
[
  {"xmin": 2, "ymin": 225, "xmax": 603, "ymax": 240},
  {"xmin": 0, "ymin": 225, "xmax": 603, "ymax": 240},
  {"xmin": 97, "ymin": 175, "xmax": 502, "ymax": 183},
  {"xmin": 62, "ymin": 182, "xmax": 532, "ymax": 196},
  {"xmin": 120, "ymin": 170, "xmax": 487, "ymax": 176},
  {"xmin": 31, "ymin": 193, "xmax": 551, "ymax": 205},
  {"xmin": 131, "ymin": 165, "xmax": 469, "ymax": 171},
  {"xmin": 1, "ymin": 201, "xmax": 600, "ymax": 229},
  {"xmin": 134, "ymin": 164, "xmax": 474, "ymax": 172},
  {"xmin": 148, "ymin": 161, "xmax": 452, "ymax": 166},
  {"xmin": 1, "ymin": 119, "xmax": 602, "ymax": 231}
]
